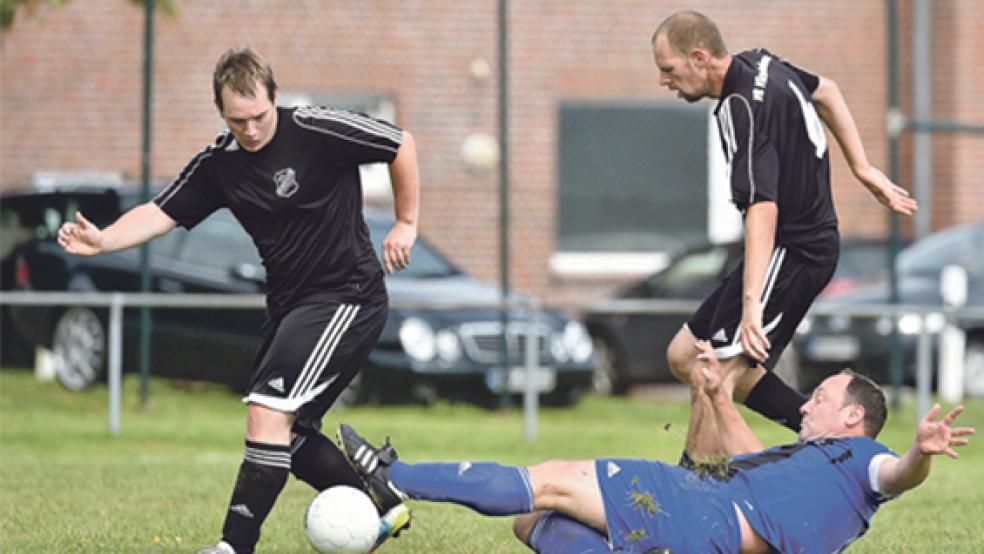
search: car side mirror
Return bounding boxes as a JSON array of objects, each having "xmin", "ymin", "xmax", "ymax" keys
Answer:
[{"xmin": 230, "ymin": 262, "xmax": 265, "ymax": 284}]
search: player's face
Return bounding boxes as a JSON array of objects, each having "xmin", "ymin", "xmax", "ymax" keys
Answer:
[
  {"xmin": 798, "ymin": 374, "xmax": 857, "ymax": 440},
  {"xmin": 653, "ymin": 35, "xmax": 709, "ymax": 103},
  {"xmin": 219, "ymin": 82, "xmax": 278, "ymax": 152}
]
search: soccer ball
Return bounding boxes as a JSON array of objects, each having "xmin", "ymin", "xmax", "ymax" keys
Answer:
[{"xmin": 304, "ymin": 486, "xmax": 380, "ymax": 554}]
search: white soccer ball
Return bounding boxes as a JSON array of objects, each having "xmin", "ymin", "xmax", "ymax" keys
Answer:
[{"xmin": 304, "ymin": 486, "xmax": 380, "ymax": 554}]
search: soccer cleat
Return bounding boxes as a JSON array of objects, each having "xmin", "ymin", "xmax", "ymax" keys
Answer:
[
  {"xmin": 196, "ymin": 541, "xmax": 236, "ymax": 554},
  {"xmin": 369, "ymin": 503, "xmax": 412, "ymax": 552},
  {"xmin": 337, "ymin": 423, "xmax": 409, "ymax": 513}
]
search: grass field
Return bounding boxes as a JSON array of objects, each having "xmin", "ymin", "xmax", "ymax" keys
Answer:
[{"xmin": 1, "ymin": 369, "xmax": 982, "ymax": 553}]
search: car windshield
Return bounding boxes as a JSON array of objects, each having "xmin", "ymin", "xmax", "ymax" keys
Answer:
[
  {"xmin": 897, "ymin": 225, "xmax": 984, "ymax": 280},
  {"xmin": 366, "ymin": 218, "xmax": 459, "ymax": 278},
  {"xmin": 650, "ymin": 244, "xmax": 731, "ymax": 292},
  {"xmin": 154, "ymin": 209, "xmax": 261, "ymax": 269}
]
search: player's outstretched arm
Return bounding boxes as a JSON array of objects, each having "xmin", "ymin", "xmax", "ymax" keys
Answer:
[
  {"xmin": 878, "ymin": 403, "xmax": 975, "ymax": 496},
  {"xmin": 383, "ymin": 130, "xmax": 420, "ymax": 273},
  {"xmin": 57, "ymin": 202, "xmax": 176, "ymax": 256},
  {"xmin": 811, "ymin": 76, "xmax": 918, "ymax": 216}
]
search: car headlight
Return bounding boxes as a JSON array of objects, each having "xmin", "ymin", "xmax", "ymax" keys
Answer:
[
  {"xmin": 550, "ymin": 335, "xmax": 570, "ymax": 363},
  {"xmin": 898, "ymin": 313, "xmax": 921, "ymax": 335},
  {"xmin": 399, "ymin": 317, "xmax": 436, "ymax": 361},
  {"xmin": 435, "ymin": 329, "xmax": 462, "ymax": 363},
  {"xmin": 563, "ymin": 321, "xmax": 594, "ymax": 363}
]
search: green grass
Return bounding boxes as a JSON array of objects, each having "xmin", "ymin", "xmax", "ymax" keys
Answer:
[{"xmin": 1, "ymin": 370, "xmax": 982, "ymax": 553}]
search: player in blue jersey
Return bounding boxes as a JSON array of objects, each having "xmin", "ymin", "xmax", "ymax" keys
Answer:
[{"xmin": 339, "ymin": 342, "xmax": 973, "ymax": 553}]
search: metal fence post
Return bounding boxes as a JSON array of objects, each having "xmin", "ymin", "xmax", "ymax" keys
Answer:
[
  {"xmin": 916, "ymin": 314, "xmax": 932, "ymax": 423},
  {"xmin": 523, "ymin": 300, "xmax": 539, "ymax": 443},
  {"xmin": 108, "ymin": 293, "xmax": 124, "ymax": 436}
]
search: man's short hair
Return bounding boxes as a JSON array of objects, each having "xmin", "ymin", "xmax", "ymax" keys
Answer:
[
  {"xmin": 841, "ymin": 369, "xmax": 888, "ymax": 438},
  {"xmin": 651, "ymin": 10, "xmax": 728, "ymax": 58},
  {"xmin": 213, "ymin": 47, "xmax": 277, "ymax": 111}
]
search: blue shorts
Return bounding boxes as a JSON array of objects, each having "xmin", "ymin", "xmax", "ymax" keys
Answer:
[{"xmin": 595, "ymin": 459, "xmax": 742, "ymax": 553}]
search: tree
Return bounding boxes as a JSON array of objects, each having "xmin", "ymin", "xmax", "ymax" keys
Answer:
[{"xmin": 1, "ymin": 0, "xmax": 176, "ymax": 30}]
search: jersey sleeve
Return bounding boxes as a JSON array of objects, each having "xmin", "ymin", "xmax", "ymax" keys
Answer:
[
  {"xmin": 291, "ymin": 105, "xmax": 404, "ymax": 167},
  {"xmin": 153, "ymin": 144, "xmax": 224, "ymax": 229},
  {"xmin": 719, "ymin": 94, "xmax": 780, "ymax": 210}
]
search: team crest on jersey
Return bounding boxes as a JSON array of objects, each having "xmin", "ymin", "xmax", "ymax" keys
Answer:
[{"xmin": 273, "ymin": 167, "xmax": 300, "ymax": 198}]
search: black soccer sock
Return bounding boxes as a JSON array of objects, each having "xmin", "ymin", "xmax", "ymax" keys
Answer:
[
  {"xmin": 742, "ymin": 370, "xmax": 806, "ymax": 432},
  {"xmin": 290, "ymin": 432, "xmax": 365, "ymax": 493},
  {"xmin": 220, "ymin": 440, "xmax": 291, "ymax": 554}
]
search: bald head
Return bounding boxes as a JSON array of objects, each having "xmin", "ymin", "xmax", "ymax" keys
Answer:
[{"xmin": 652, "ymin": 10, "xmax": 728, "ymax": 58}]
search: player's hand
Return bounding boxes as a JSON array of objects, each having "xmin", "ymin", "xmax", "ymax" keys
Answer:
[
  {"xmin": 915, "ymin": 404, "xmax": 975, "ymax": 459},
  {"xmin": 738, "ymin": 300, "xmax": 770, "ymax": 363},
  {"xmin": 382, "ymin": 220, "xmax": 417, "ymax": 274},
  {"xmin": 695, "ymin": 340, "xmax": 723, "ymax": 396},
  {"xmin": 857, "ymin": 165, "xmax": 918, "ymax": 216},
  {"xmin": 57, "ymin": 211, "xmax": 104, "ymax": 256}
]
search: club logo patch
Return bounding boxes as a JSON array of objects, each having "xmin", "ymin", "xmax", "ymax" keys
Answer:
[{"xmin": 273, "ymin": 167, "xmax": 300, "ymax": 198}]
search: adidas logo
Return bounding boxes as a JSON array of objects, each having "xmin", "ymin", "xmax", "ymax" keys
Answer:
[
  {"xmin": 712, "ymin": 328, "xmax": 728, "ymax": 343},
  {"xmin": 230, "ymin": 504, "xmax": 254, "ymax": 519},
  {"xmin": 606, "ymin": 461, "xmax": 621, "ymax": 478},
  {"xmin": 267, "ymin": 377, "xmax": 285, "ymax": 393}
]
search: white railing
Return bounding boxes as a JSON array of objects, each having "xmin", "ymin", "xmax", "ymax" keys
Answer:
[
  {"xmin": 0, "ymin": 292, "xmax": 544, "ymax": 440},
  {"xmin": 582, "ymin": 298, "xmax": 984, "ymax": 422},
  {"xmin": 4, "ymin": 290, "xmax": 983, "ymax": 437}
]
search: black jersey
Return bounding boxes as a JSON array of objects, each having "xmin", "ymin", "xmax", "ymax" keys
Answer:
[
  {"xmin": 154, "ymin": 105, "xmax": 403, "ymax": 317},
  {"xmin": 715, "ymin": 49, "xmax": 839, "ymax": 266}
]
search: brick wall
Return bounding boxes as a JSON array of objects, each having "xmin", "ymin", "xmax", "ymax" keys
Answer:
[{"xmin": 2, "ymin": 0, "xmax": 980, "ymax": 304}]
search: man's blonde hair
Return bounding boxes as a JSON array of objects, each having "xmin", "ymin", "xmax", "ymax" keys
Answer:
[{"xmin": 213, "ymin": 47, "xmax": 277, "ymax": 111}]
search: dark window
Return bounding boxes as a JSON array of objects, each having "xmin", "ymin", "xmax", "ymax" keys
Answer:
[{"xmin": 557, "ymin": 100, "xmax": 710, "ymax": 254}]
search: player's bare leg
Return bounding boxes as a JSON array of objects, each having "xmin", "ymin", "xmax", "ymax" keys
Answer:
[
  {"xmin": 667, "ymin": 325, "xmax": 700, "ymax": 383},
  {"xmin": 527, "ymin": 460, "xmax": 608, "ymax": 532}
]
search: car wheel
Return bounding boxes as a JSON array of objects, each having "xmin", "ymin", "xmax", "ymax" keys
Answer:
[
  {"xmin": 591, "ymin": 336, "xmax": 626, "ymax": 395},
  {"xmin": 964, "ymin": 339, "xmax": 984, "ymax": 398},
  {"xmin": 52, "ymin": 307, "xmax": 106, "ymax": 391}
]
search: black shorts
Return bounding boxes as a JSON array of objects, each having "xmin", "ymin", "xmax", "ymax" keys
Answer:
[
  {"xmin": 244, "ymin": 299, "xmax": 387, "ymax": 434},
  {"xmin": 686, "ymin": 246, "xmax": 835, "ymax": 371}
]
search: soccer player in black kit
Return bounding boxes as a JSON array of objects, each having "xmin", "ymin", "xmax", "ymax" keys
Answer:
[
  {"xmin": 651, "ymin": 12, "xmax": 919, "ymax": 434},
  {"xmin": 57, "ymin": 48, "xmax": 420, "ymax": 554}
]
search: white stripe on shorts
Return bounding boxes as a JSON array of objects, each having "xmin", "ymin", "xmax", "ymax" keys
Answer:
[{"xmin": 290, "ymin": 304, "xmax": 361, "ymax": 399}]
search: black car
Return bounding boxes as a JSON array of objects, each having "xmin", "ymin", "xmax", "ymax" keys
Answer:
[
  {"xmin": 583, "ymin": 238, "xmax": 898, "ymax": 394},
  {"xmin": 795, "ymin": 223, "xmax": 984, "ymax": 395},
  {"xmin": 1, "ymin": 188, "xmax": 595, "ymax": 405}
]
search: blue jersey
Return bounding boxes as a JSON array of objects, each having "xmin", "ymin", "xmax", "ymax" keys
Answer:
[{"xmin": 727, "ymin": 437, "xmax": 897, "ymax": 553}]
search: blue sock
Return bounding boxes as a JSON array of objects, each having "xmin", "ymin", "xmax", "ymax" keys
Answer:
[
  {"xmin": 389, "ymin": 460, "xmax": 534, "ymax": 516},
  {"xmin": 527, "ymin": 511, "xmax": 612, "ymax": 553}
]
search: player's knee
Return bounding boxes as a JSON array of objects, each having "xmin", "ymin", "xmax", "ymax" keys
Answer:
[
  {"xmin": 666, "ymin": 332, "xmax": 694, "ymax": 383},
  {"xmin": 245, "ymin": 403, "xmax": 295, "ymax": 443},
  {"xmin": 529, "ymin": 461, "xmax": 574, "ymax": 498}
]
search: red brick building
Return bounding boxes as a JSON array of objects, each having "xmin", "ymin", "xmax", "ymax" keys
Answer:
[{"xmin": 2, "ymin": 0, "xmax": 981, "ymax": 303}]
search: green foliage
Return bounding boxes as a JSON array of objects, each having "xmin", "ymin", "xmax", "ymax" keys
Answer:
[
  {"xmin": 1, "ymin": 370, "xmax": 982, "ymax": 552},
  {"xmin": 0, "ymin": 0, "xmax": 177, "ymax": 30}
]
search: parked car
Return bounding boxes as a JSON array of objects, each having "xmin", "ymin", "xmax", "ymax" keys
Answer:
[
  {"xmin": 1, "ymin": 187, "xmax": 595, "ymax": 406},
  {"xmin": 583, "ymin": 238, "xmax": 898, "ymax": 394},
  {"xmin": 795, "ymin": 223, "xmax": 984, "ymax": 395}
]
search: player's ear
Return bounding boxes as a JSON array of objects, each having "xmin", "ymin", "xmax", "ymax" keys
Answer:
[
  {"xmin": 690, "ymin": 48, "xmax": 709, "ymax": 67},
  {"xmin": 845, "ymin": 403, "xmax": 865, "ymax": 429}
]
